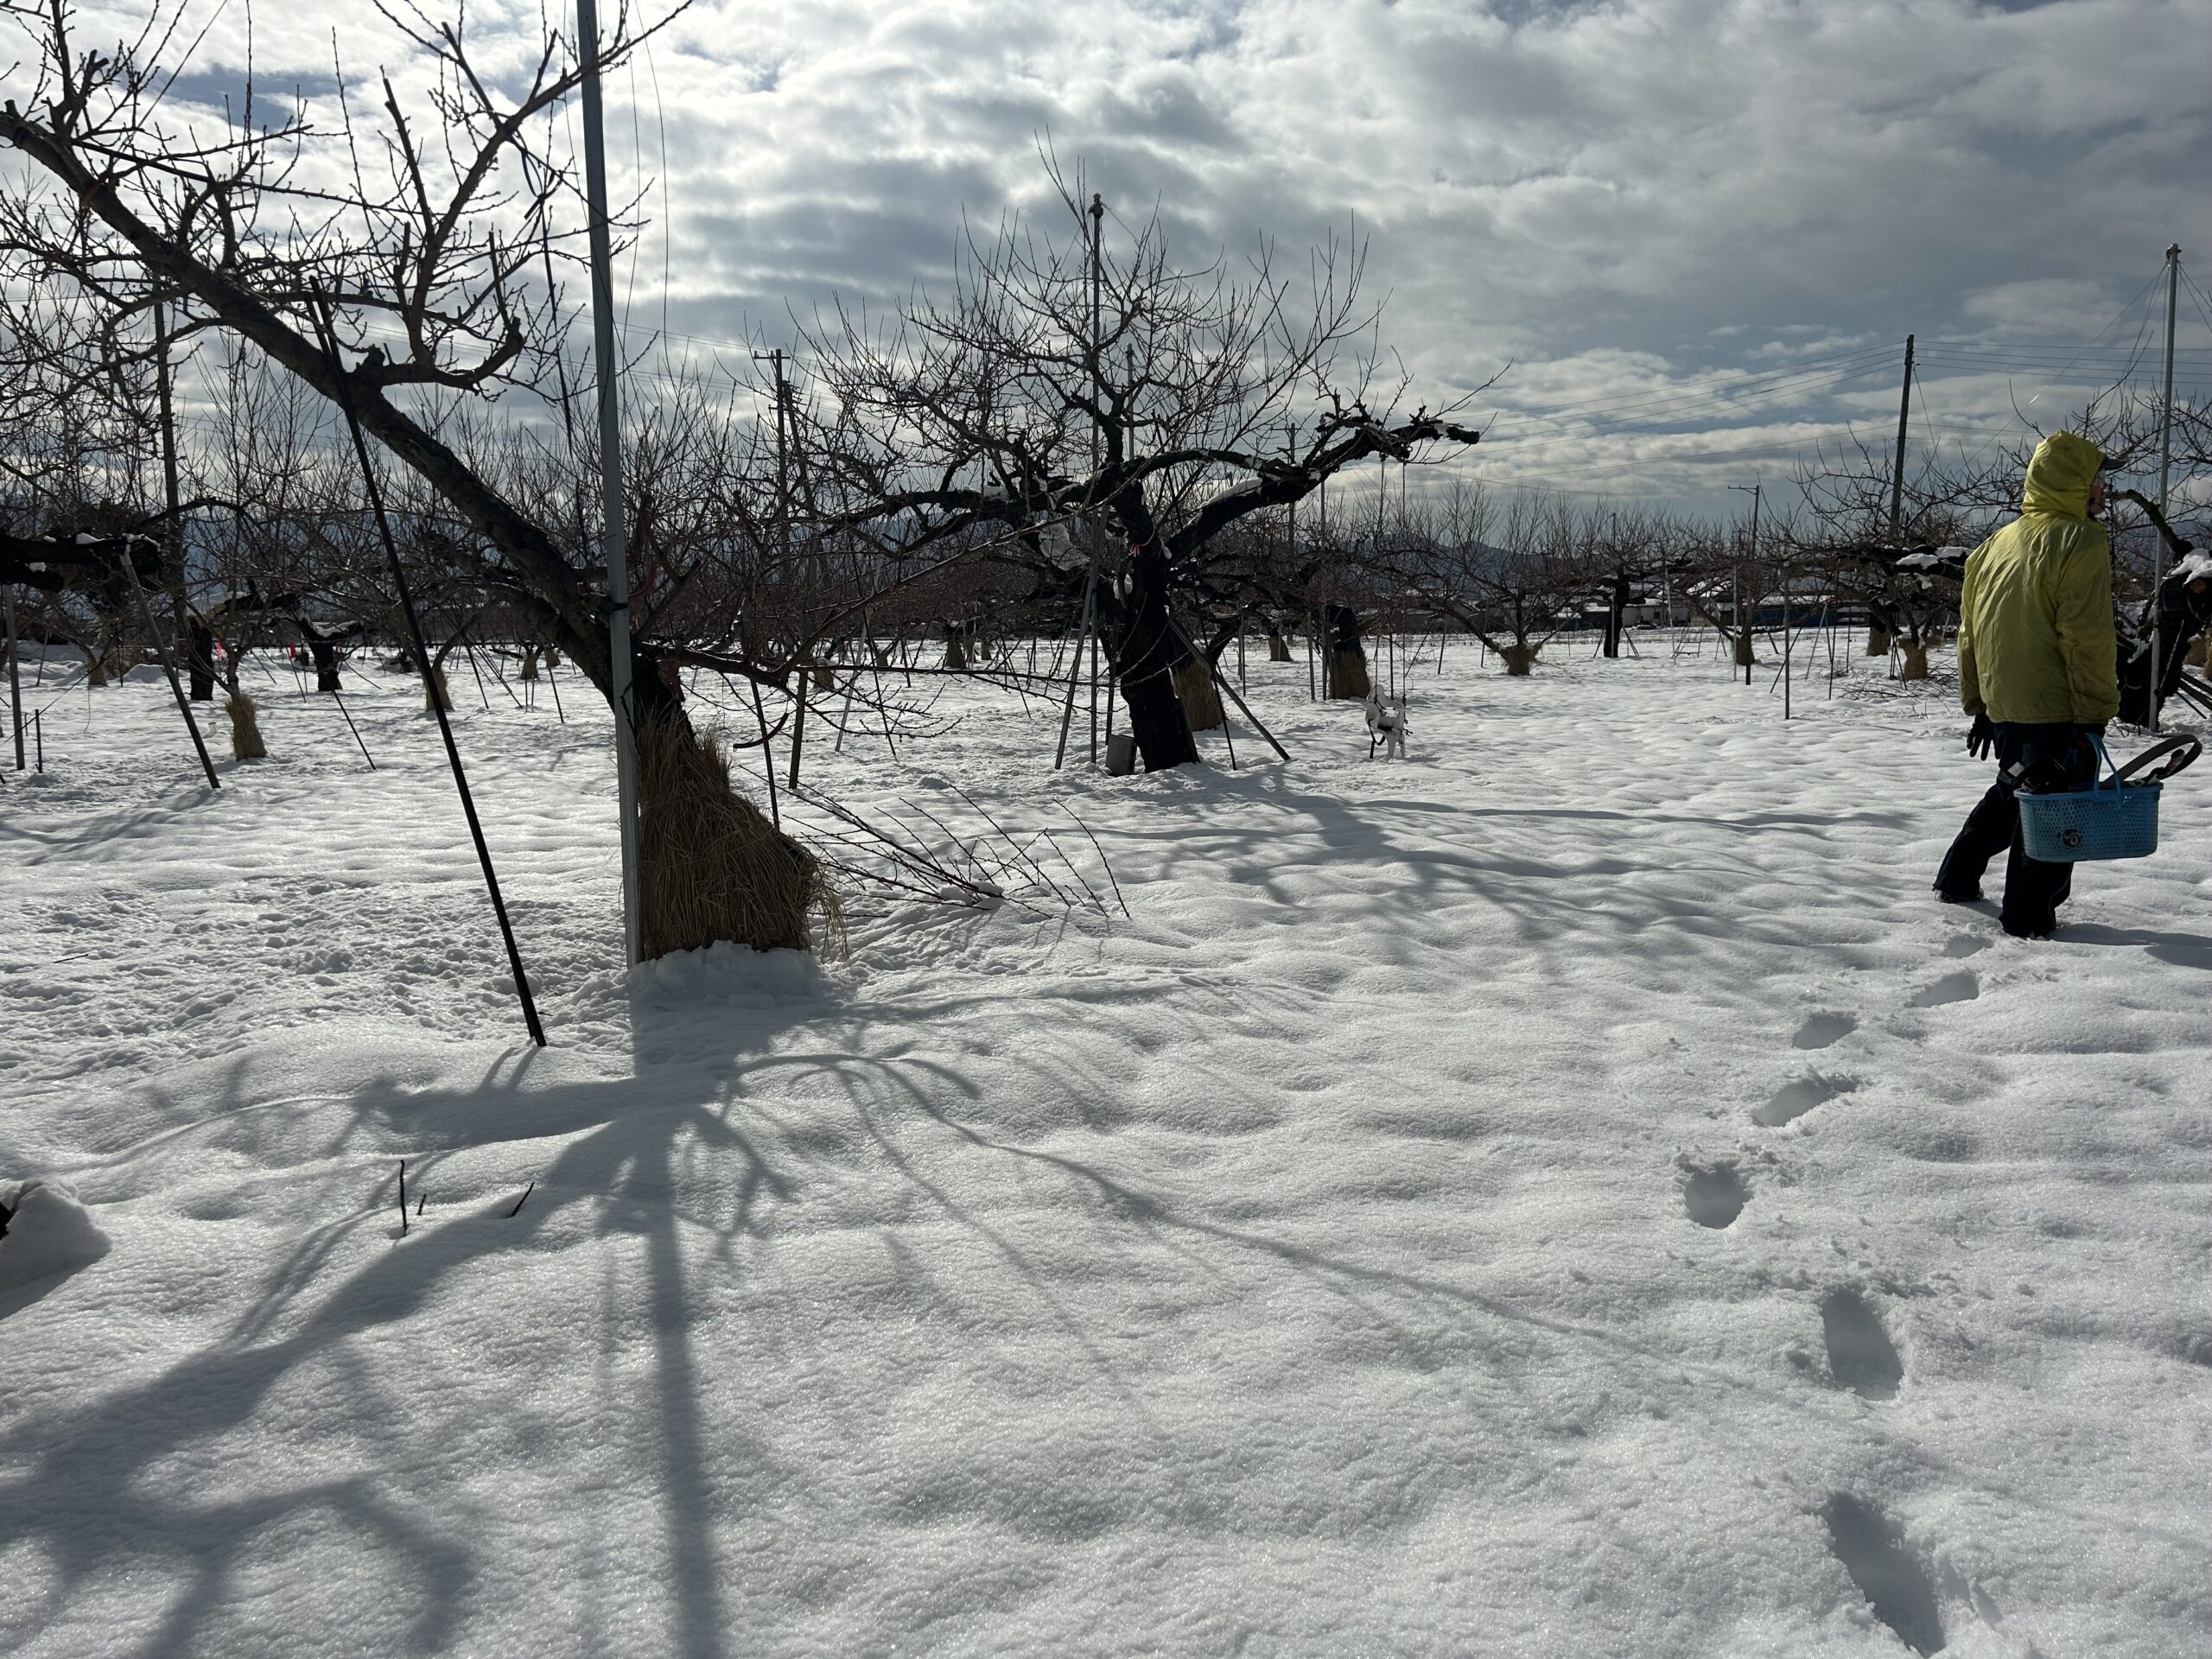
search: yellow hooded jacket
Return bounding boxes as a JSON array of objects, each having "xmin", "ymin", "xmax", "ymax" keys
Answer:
[{"xmin": 1956, "ymin": 431, "xmax": 2118, "ymax": 725}]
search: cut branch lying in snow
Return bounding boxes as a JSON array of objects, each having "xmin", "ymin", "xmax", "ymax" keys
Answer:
[{"xmin": 786, "ymin": 787, "xmax": 1119, "ymax": 920}]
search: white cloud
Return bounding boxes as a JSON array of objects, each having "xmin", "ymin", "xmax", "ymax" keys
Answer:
[{"xmin": 10, "ymin": 0, "xmax": 2207, "ymax": 510}]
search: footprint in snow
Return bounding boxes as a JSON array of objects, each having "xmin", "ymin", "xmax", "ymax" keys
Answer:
[
  {"xmin": 1792, "ymin": 1012, "xmax": 1857, "ymax": 1051},
  {"xmin": 1821, "ymin": 1287, "xmax": 1904, "ymax": 1401},
  {"xmin": 1679, "ymin": 1160, "xmax": 1747, "ymax": 1229},
  {"xmin": 1943, "ymin": 933, "xmax": 1988, "ymax": 960},
  {"xmin": 1754, "ymin": 1074, "xmax": 1857, "ymax": 1128},
  {"xmin": 1821, "ymin": 1493, "xmax": 1945, "ymax": 1656},
  {"xmin": 1910, "ymin": 971, "xmax": 1979, "ymax": 1008}
]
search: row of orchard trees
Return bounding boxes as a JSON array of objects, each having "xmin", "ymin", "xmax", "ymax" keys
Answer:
[
  {"xmin": 3, "ymin": 1, "xmax": 2202, "ymax": 957},
  {"xmin": 0, "ymin": 0, "xmax": 1484, "ymax": 958}
]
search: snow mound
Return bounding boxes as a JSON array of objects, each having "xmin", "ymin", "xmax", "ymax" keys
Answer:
[{"xmin": 0, "ymin": 1178, "xmax": 111, "ymax": 1294}]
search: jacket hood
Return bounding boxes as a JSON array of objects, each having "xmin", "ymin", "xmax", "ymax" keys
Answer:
[{"xmin": 2021, "ymin": 431, "xmax": 2105, "ymax": 519}]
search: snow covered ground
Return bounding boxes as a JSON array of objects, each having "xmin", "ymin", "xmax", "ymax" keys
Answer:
[{"xmin": 3, "ymin": 634, "xmax": 2209, "ymax": 1657}]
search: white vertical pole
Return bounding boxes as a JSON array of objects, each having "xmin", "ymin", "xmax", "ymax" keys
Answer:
[
  {"xmin": 4, "ymin": 582, "xmax": 23, "ymax": 770},
  {"xmin": 2150, "ymin": 244, "xmax": 2179, "ymax": 734},
  {"xmin": 577, "ymin": 0, "xmax": 642, "ymax": 965},
  {"xmin": 1088, "ymin": 191, "xmax": 1104, "ymax": 764}
]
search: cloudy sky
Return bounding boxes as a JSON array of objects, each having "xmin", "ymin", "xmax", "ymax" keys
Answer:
[
  {"xmin": 594, "ymin": 0, "xmax": 2212, "ymax": 517},
  {"xmin": 32, "ymin": 0, "xmax": 2212, "ymax": 518}
]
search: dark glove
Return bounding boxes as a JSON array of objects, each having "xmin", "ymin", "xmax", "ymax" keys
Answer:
[{"xmin": 1966, "ymin": 714, "xmax": 1996, "ymax": 760}]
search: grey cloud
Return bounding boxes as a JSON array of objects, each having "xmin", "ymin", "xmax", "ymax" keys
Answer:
[{"xmin": 39, "ymin": 0, "xmax": 2202, "ymax": 508}]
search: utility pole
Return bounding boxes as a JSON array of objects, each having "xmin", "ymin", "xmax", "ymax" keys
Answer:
[
  {"xmin": 577, "ymin": 0, "xmax": 642, "ymax": 967},
  {"xmin": 1887, "ymin": 334, "xmax": 1915, "ymax": 543},
  {"xmin": 1732, "ymin": 481, "xmax": 1762, "ymax": 688},
  {"xmin": 2150, "ymin": 245, "xmax": 2180, "ymax": 734}
]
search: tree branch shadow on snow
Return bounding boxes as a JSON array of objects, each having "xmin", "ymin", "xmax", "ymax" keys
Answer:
[
  {"xmin": 10, "ymin": 916, "xmax": 2207, "ymax": 1655},
  {"xmin": 0, "ymin": 791, "xmax": 225, "ymax": 863},
  {"xmin": 1097, "ymin": 767, "xmax": 1917, "ymax": 989},
  {"xmin": 0, "ymin": 1014, "xmax": 822, "ymax": 1658}
]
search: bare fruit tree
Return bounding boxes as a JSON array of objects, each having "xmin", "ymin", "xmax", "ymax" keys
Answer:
[
  {"xmin": 796, "ymin": 165, "xmax": 1487, "ymax": 769},
  {"xmin": 0, "ymin": 0, "xmax": 836, "ymax": 955}
]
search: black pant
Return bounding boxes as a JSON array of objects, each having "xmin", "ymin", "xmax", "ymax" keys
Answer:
[{"xmin": 1936, "ymin": 722, "xmax": 2098, "ymax": 937}]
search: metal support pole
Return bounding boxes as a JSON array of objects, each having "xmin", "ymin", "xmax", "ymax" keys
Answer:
[
  {"xmin": 788, "ymin": 674, "xmax": 807, "ymax": 790},
  {"xmin": 578, "ymin": 0, "xmax": 644, "ymax": 966},
  {"xmin": 317, "ymin": 305, "xmax": 545, "ymax": 1048},
  {"xmin": 1170, "ymin": 619, "xmax": 1289, "ymax": 762},
  {"xmin": 1088, "ymin": 192, "xmax": 1105, "ymax": 763},
  {"xmin": 1054, "ymin": 563, "xmax": 1097, "ymax": 770},
  {"xmin": 118, "ymin": 543, "xmax": 220, "ymax": 789},
  {"xmin": 4, "ymin": 582, "xmax": 21, "ymax": 770},
  {"xmin": 333, "ymin": 689, "xmax": 377, "ymax": 771},
  {"xmin": 2150, "ymin": 245, "xmax": 2180, "ymax": 734},
  {"xmin": 152, "ymin": 298, "xmax": 202, "ymax": 702}
]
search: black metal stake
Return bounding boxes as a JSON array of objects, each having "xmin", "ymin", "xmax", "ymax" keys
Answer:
[
  {"xmin": 462, "ymin": 639, "xmax": 493, "ymax": 711},
  {"xmin": 117, "ymin": 542, "xmax": 220, "ymax": 789},
  {"xmin": 332, "ymin": 690, "xmax": 377, "ymax": 771},
  {"xmin": 313, "ymin": 302, "xmax": 546, "ymax": 1048},
  {"xmin": 470, "ymin": 637, "xmax": 528, "ymax": 712},
  {"xmin": 1053, "ymin": 563, "xmax": 1098, "ymax": 769},
  {"xmin": 397, "ymin": 1160, "xmax": 409, "ymax": 1236},
  {"xmin": 1173, "ymin": 620, "xmax": 1289, "ymax": 762},
  {"xmin": 747, "ymin": 675, "xmax": 782, "ymax": 829}
]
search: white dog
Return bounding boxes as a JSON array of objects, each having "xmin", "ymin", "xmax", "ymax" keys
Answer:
[{"xmin": 1364, "ymin": 688, "xmax": 1408, "ymax": 760}]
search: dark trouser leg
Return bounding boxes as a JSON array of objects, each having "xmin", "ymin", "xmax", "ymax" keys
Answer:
[
  {"xmin": 1993, "ymin": 722, "xmax": 2094, "ymax": 937},
  {"xmin": 1936, "ymin": 781, "xmax": 2018, "ymax": 897},
  {"xmin": 1999, "ymin": 831, "xmax": 2075, "ymax": 936}
]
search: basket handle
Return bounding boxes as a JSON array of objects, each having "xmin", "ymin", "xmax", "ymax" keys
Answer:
[{"xmin": 2087, "ymin": 733, "xmax": 2123, "ymax": 792}]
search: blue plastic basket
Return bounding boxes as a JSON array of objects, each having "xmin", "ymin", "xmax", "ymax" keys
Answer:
[{"xmin": 2016, "ymin": 736, "xmax": 2161, "ymax": 862}]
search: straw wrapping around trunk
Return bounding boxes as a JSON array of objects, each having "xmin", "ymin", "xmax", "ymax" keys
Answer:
[
  {"xmin": 637, "ymin": 709, "xmax": 838, "ymax": 957},
  {"xmin": 1171, "ymin": 658, "xmax": 1225, "ymax": 731},
  {"xmin": 1325, "ymin": 645, "xmax": 1370, "ymax": 700},
  {"xmin": 225, "ymin": 692, "xmax": 268, "ymax": 760}
]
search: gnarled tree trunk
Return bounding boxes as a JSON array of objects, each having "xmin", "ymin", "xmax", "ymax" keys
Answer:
[
  {"xmin": 188, "ymin": 619, "xmax": 215, "ymax": 701},
  {"xmin": 1323, "ymin": 604, "xmax": 1370, "ymax": 699},
  {"xmin": 1104, "ymin": 489, "xmax": 1198, "ymax": 771}
]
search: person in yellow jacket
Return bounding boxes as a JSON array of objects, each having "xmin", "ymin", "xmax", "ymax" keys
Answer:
[{"xmin": 1935, "ymin": 431, "xmax": 2120, "ymax": 938}]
